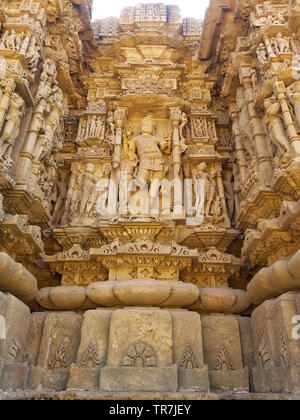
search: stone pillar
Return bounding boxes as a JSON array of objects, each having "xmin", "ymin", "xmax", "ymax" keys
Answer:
[
  {"xmin": 15, "ymin": 99, "xmax": 47, "ymax": 183},
  {"xmin": 216, "ymin": 169, "xmax": 228, "ymax": 220},
  {"xmin": 239, "ymin": 65, "xmax": 273, "ymax": 186},
  {"xmin": 170, "ymin": 108, "xmax": 183, "ymax": 216},
  {"xmin": 274, "ymin": 81, "xmax": 300, "ymax": 155},
  {"xmin": 110, "ymin": 108, "xmax": 127, "ymax": 216},
  {"xmin": 112, "ymin": 108, "xmax": 127, "ymax": 170}
]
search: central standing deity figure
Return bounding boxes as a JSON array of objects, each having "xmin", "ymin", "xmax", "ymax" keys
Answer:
[{"xmin": 128, "ymin": 115, "xmax": 170, "ymax": 184}]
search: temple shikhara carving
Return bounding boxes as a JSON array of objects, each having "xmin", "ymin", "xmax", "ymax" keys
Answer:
[{"xmin": 0, "ymin": 0, "xmax": 300, "ymax": 400}]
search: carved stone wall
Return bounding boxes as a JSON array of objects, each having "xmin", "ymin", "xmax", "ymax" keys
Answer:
[{"xmin": 0, "ymin": 0, "xmax": 299, "ymax": 399}]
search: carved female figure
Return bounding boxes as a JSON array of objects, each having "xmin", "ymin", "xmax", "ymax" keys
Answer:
[
  {"xmin": 288, "ymin": 81, "xmax": 300, "ymax": 130},
  {"xmin": 0, "ymin": 93, "xmax": 24, "ymax": 159},
  {"xmin": 223, "ymin": 170, "xmax": 235, "ymax": 220},
  {"xmin": 79, "ymin": 163, "xmax": 98, "ymax": 217},
  {"xmin": 256, "ymin": 43, "xmax": 268, "ymax": 65},
  {"xmin": 51, "ymin": 170, "xmax": 69, "ymax": 225},
  {"xmin": 192, "ymin": 162, "xmax": 216, "ymax": 217},
  {"xmin": 264, "ymin": 97, "xmax": 290, "ymax": 154}
]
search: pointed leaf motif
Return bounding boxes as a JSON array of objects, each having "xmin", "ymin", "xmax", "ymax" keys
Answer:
[
  {"xmin": 121, "ymin": 342, "xmax": 157, "ymax": 367},
  {"xmin": 179, "ymin": 344, "xmax": 200, "ymax": 369},
  {"xmin": 8, "ymin": 337, "xmax": 27, "ymax": 364},
  {"xmin": 48, "ymin": 345, "xmax": 68, "ymax": 369},
  {"xmin": 280, "ymin": 333, "xmax": 290, "ymax": 366},
  {"xmin": 80, "ymin": 342, "xmax": 101, "ymax": 368},
  {"xmin": 215, "ymin": 346, "xmax": 234, "ymax": 371},
  {"xmin": 258, "ymin": 337, "xmax": 275, "ymax": 369}
]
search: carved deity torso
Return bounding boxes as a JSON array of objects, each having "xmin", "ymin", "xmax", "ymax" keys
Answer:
[{"xmin": 132, "ymin": 134, "xmax": 166, "ymax": 171}]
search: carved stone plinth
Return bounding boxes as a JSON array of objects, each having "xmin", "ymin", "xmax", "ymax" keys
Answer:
[
  {"xmin": 237, "ymin": 189, "xmax": 282, "ymax": 231},
  {"xmin": 3, "ymin": 186, "xmax": 50, "ymax": 229}
]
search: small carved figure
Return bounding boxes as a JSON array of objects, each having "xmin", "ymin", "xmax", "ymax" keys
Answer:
[
  {"xmin": 25, "ymin": 36, "xmax": 40, "ymax": 73},
  {"xmin": 51, "ymin": 170, "xmax": 69, "ymax": 225},
  {"xmin": 223, "ymin": 170, "xmax": 235, "ymax": 220},
  {"xmin": 274, "ymin": 33, "xmax": 290, "ymax": 54},
  {"xmin": 192, "ymin": 162, "xmax": 216, "ymax": 217},
  {"xmin": 256, "ymin": 43, "xmax": 268, "ymax": 65},
  {"xmin": 79, "ymin": 163, "xmax": 97, "ymax": 217},
  {"xmin": 106, "ymin": 111, "xmax": 115, "ymax": 137}
]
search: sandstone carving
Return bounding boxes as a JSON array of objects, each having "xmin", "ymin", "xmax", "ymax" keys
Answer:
[{"xmin": 0, "ymin": 0, "xmax": 300, "ymax": 400}]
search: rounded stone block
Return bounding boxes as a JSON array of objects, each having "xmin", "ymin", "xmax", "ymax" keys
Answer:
[
  {"xmin": 0, "ymin": 252, "xmax": 38, "ymax": 303},
  {"xmin": 80, "ymin": 297, "xmax": 98, "ymax": 310},
  {"xmin": 50, "ymin": 286, "xmax": 87, "ymax": 310},
  {"xmin": 161, "ymin": 282, "xmax": 199, "ymax": 308},
  {"xmin": 86, "ymin": 282, "xmax": 121, "ymax": 307},
  {"xmin": 270, "ymin": 260, "xmax": 300, "ymax": 291},
  {"xmin": 231, "ymin": 290, "xmax": 251, "ymax": 314},
  {"xmin": 186, "ymin": 288, "xmax": 249, "ymax": 314},
  {"xmin": 200, "ymin": 288, "xmax": 236, "ymax": 313},
  {"xmin": 288, "ymin": 250, "xmax": 300, "ymax": 279},
  {"xmin": 114, "ymin": 280, "xmax": 171, "ymax": 306},
  {"xmin": 36, "ymin": 288, "xmax": 58, "ymax": 310},
  {"xmin": 247, "ymin": 267, "xmax": 284, "ymax": 305}
]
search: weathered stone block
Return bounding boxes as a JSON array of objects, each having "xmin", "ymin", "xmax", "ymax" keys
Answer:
[
  {"xmin": 252, "ymin": 366, "xmax": 284, "ymax": 393},
  {"xmin": 37, "ymin": 312, "xmax": 82, "ymax": 391},
  {"xmin": 75, "ymin": 309, "xmax": 112, "ymax": 367},
  {"xmin": 171, "ymin": 310, "xmax": 204, "ymax": 366},
  {"xmin": 41, "ymin": 367, "xmax": 71, "ymax": 391},
  {"xmin": 100, "ymin": 365, "xmax": 178, "ymax": 392},
  {"xmin": 202, "ymin": 315, "xmax": 248, "ymax": 391},
  {"xmin": 202, "ymin": 315, "xmax": 244, "ymax": 370},
  {"xmin": 209, "ymin": 367, "xmax": 249, "ymax": 392},
  {"xmin": 26, "ymin": 366, "xmax": 43, "ymax": 390},
  {"xmin": 251, "ymin": 300, "xmax": 277, "ymax": 367},
  {"xmin": 235, "ymin": 316, "xmax": 255, "ymax": 369},
  {"xmin": 0, "ymin": 294, "xmax": 30, "ymax": 363},
  {"xmin": 178, "ymin": 366, "xmax": 209, "ymax": 391},
  {"xmin": 68, "ymin": 365, "xmax": 100, "ymax": 390},
  {"xmin": 107, "ymin": 308, "xmax": 173, "ymax": 367},
  {"xmin": 0, "ymin": 362, "xmax": 28, "ymax": 391},
  {"xmin": 67, "ymin": 309, "xmax": 113, "ymax": 390},
  {"xmin": 26, "ymin": 312, "xmax": 47, "ymax": 366}
]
